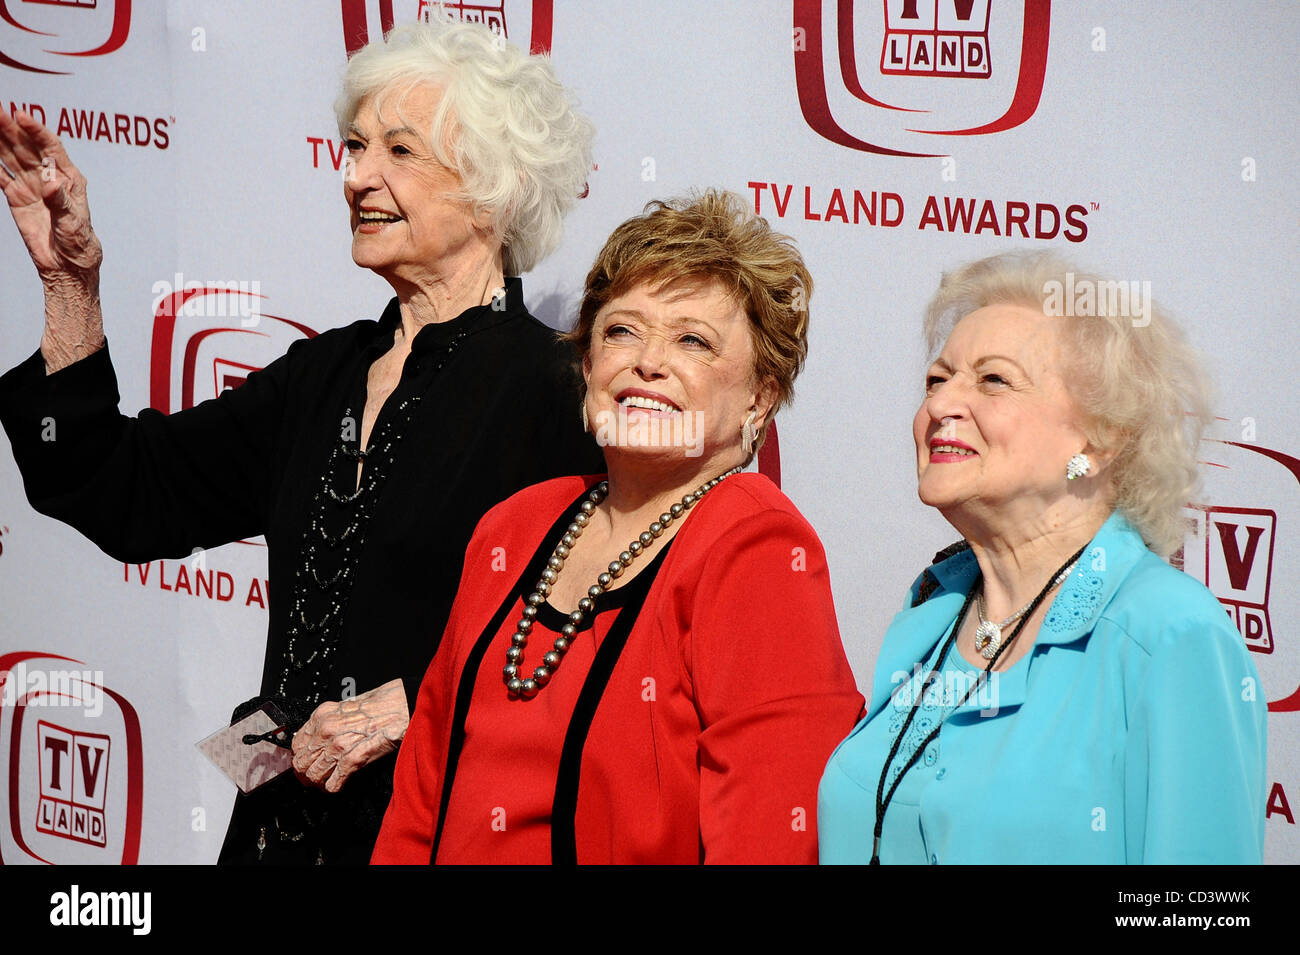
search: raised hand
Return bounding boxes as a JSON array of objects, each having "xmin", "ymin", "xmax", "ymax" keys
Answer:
[
  {"xmin": 0, "ymin": 110, "xmax": 102, "ymax": 281},
  {"xmin": 0, "ymin": 110, "xmax": 105, "ymax": 371}
]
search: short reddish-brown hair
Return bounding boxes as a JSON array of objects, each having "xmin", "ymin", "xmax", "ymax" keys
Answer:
[{"xmin": 563, "ymin": 190, "xmax": 813, "ymax": 443}]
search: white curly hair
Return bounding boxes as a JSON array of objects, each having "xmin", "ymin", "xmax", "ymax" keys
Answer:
[
  {"xmin": 923, "ymin": 250, "xmax": 1213, "ymax": 556},
  {"xmin": 335, "ymin": 16, "xmax": 594, "ymax": 275}
]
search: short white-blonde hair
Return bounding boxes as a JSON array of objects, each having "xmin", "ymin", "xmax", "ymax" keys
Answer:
[
  {"xmin": 923, "ymin": 250, "xmax": 1212, "ymax": 557},
  {"xmin": 335, "ymin": 17, "xmax": 594, "ymax": 274}
]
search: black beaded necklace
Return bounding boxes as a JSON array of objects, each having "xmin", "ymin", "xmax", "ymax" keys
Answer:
[{"xmin": 869, "ymin": 543, "xmax": 1087, "ymax": 865}]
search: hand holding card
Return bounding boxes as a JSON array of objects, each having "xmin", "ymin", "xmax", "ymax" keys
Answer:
[{"xmin": 196, "ymin": 703, "xmax": 295, "ymax": 793}]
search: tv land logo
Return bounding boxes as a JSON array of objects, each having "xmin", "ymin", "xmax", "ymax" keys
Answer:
[
  {"xmin": 880, "ymin": 0, "xmax": 991, "ymax": 77},
  {"xmin": 0, "ymin": 651, "xmax": 143, "ymax": 864},
  {"xmin": 793, "ymin": 0, "xmax": 1051, "ymax": 157},
  {"xmin": 0, "ymin": 0, "xmax": 131, "ymax": 74},
  {"xmin": 1182, "ymin": 441, "xmax": 1300, "ymax": 713},
  {"xmin": 1184, "ymin": 506, "xmax": 1274, "ymax": 654},
  {"xmin": 36, "ymin": 721, "xmax": 110, "ymax": 847},
  {"xmin": 149, "ymin": 282, "xmax": 318, "ymax": 415},
  {"xmin": 341, "ymin": 0, "xmax": 554, "ymax": 58}
]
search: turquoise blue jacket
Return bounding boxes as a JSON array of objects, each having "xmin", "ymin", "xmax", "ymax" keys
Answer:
[{"xmin": 818, "ymin": 512, "xmax": 1267, "ymax": 864}]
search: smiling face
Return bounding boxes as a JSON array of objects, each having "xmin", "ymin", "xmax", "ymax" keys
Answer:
[
  {"xmin": 583, "ymin": 278, "xmax": 773, "ymax": 475},
  {"xmin": 343, "ymin": 84, "xmax": 498, "ymax": 289},
  {"xmin": 913, "ymin": 304, "xmax": 1095, "ymax": 535}
]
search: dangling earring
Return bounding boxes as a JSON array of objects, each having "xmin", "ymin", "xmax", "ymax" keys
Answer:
[
  {"xmin": 581, "ymin": 400, "xmax": 589, "ymax": 433},
  {"xmin": 1066, "ymin": 452, "xmax": 1091, "ymax": 480},
  {"xmin": 741, "ymin": 410, "xmax": 757, "ymax": 455}
]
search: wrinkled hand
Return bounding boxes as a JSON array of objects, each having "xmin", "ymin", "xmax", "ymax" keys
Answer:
[
  {"xmin": 291, "ymin": 679, "xmax": 409, "ymax": 793},
  {"xmin": 0, "ymin": 110, "xmax": 102, "ymax": 281}
]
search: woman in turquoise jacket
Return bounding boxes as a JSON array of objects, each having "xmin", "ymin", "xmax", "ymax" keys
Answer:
[{"xmin": 818, "ymin": 251, "xmax": 1267, "ymax": 864}]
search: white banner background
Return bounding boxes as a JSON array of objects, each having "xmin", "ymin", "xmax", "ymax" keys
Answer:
[{"xmin": 1, "ymin": 0, "xmax": 1296, "ymax": 863}]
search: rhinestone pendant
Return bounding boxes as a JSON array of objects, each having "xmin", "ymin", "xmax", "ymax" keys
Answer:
[{"xmin": 974, "ymin": 620, "xmax": 1002, "ymax": 659}]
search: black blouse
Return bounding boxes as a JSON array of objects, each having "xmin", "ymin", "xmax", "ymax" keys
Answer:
[{"xmin": 0, "ymin": 278, "xmax": 604, "ymax": 863}]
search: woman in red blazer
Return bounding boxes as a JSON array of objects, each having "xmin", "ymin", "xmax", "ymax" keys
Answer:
[{"xmin": 373, "ymin": 191, "xmax": 863, "ymax": 864}]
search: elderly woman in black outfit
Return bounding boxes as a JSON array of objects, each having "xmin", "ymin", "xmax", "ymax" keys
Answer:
[{"xmin": 0, "ymin": 19, "xmax": 600, "ymax": 863}]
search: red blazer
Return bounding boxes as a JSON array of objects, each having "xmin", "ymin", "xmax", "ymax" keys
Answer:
[{"xmin": 372, "ymin": 472, "xmax": 864, "ymax": 864}]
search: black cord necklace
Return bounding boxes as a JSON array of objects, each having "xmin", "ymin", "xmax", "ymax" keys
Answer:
[{"xmin": 869, "ymin": 543, "xmax": 1088, "ymax": 865}]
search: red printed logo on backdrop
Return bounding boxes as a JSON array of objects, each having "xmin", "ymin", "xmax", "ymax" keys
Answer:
[
  {"xmin": 148, "ymin": 284, "xmax": 317, "ymax": 415},
  {"xmin": 880, "ymin": 0, "xmax": 990, "ymax": 77},
  {"xmin": 35, "ymin": 721, "xmax": 110, "ymax": 847},
  {"xmin": 1183, "ymin": 442, "xmax": 1300, "ymax": 713},
  {"xmin": 341, "ymin": 0, "xmax": 553, "ymax": 58},
  {"xmin": 792, "ymin": 0, "xmax": 1051, "ymax": 157},
  {"xmin": 0, "ymin": 651, "xmax": 143, "ymax": 864},
  {"xmin": 0, "ymin": 0, "xmax": 130, "ymax": 74},
  {"xmin": 1184, "ymin": 506, "xmax": 1275, "ymax": 654},
  {"xmin": 757, "ymin": 422, "xmax": 782, "ymax": 489}
]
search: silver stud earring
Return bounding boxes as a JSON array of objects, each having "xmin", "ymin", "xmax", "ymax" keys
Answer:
[
  {"xmin": 1066, "ymin": 452, "xmax": 1091, "ymax": 480},
  {"xmin": 741, "ymin": 410, "xmax": 757, "ymax": 455},
  {"xmin": 581, "ymin": 400, "xmax": 589, "ymax": 433}
]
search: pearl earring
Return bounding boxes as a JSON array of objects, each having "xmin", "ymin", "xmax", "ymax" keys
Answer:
[{"xmin": 1066, "ymin": 452, "xmax": 1091, "ymax": 480}]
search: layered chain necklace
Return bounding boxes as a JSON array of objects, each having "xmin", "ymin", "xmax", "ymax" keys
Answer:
[{"xmin": 503, "ymin": 466, "xmax": 743, "ymax": 699}]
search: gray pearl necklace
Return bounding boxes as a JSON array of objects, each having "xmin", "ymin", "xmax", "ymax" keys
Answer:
[{"xmin": 504, "ymin": 466, "xmax": 743, "ymax": 699}]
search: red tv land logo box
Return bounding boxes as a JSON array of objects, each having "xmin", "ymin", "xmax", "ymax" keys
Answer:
[
  {"xmin": 1182, "ymin": 440, "xmax": 1300, "ymax": 714},
  {"xmin": 341, "ymin": 0, "xmax": 553, "ymax": 57},
  {"xmin": 0, "ymin": 0, "xmax": 130, "ymax": 74},
  {"xmin": 36, "ymin": 721, "xmax": 110, "ymax": 847},
  {"xmin": 1183, "ymin": 506, "xmax": 1275, "ymax": 654},
  {"xmin": 793, "ymin": 0, "xmax": 1050, "ymax": 157},
  {"xmin": 0, "ymin": 652, "xmax": 142, "ymax": 864},
  {"xmin": 880, "ymin": 0, "xmax": 991, "ymax": 77}
]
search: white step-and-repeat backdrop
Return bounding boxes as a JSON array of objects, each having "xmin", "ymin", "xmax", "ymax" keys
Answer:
[{"xmin": 1, "ymin": 1, "xmax": 1296, "ymax": 863}]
